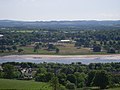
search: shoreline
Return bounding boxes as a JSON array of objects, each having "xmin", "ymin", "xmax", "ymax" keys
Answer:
[{"xmin": 0, "ymin": 54, "xmax": 120, "ymax": 60}]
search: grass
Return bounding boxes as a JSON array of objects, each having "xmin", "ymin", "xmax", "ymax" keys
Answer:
[
  {"xmin": 76, "ymin": 87, "xmax": 120, "ymax": 90},
  {"xmin": 0, "ymin": 79, "xmax": 52, "ymax": 90},
  {"xmin": 0, "ymin": 79, "xmax": 119, "ymax": 90},
  {"xmin": 18, "ymin": 44, "xmax": 93, "ymax": 55},
  {"xmin": 108, "ymin": 87, "xmax": 120, "ymax": 90},
  {"xmin": 0, "ymin": 43, "xmax": 118, "ymax": 56},
  {"xmin": 57, "ymin": 44, "xmax": 92, "ymax": 55}
]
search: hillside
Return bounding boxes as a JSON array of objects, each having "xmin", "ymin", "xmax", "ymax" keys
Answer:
[{"xmin": 0, "ymin": 20, "xmax": 120, "ymax": 30}]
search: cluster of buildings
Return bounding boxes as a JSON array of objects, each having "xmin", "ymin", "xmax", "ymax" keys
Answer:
[
  {"xmin": 16, "ymin": 66, "xmax": 37, "ymax": 80},
  {"xmin": 0, "ymin": 64, "xmax": 37, "ymax": 80}
]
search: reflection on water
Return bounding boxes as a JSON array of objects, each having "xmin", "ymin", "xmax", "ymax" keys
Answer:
[{"xmin": 0, "ymin": 58, "xmax": 120, "ymax": 64}]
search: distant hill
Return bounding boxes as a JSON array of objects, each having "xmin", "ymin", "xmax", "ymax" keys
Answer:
[{"xmin": 0, "ymin": 20, "xmax": 120, "ymax": 30}]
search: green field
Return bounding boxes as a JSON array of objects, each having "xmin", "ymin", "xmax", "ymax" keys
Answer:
[
  {"xmin": 0, "ymin": 79, "xmax": 52, "ymax": 90},
  {"xmin": 0, "ymin": 79, "xmax": 120, "ymax": 90},
  {"xmin": 108, "ymin": 87, "xmax": 120, "ymax": 90},
  {"xmin": 0, "ymin": 43, "xmax": 109, "ymax": 56},
  {"xmin": 18, "ymin": 44, "xmax": 93, "ymax": 55}
]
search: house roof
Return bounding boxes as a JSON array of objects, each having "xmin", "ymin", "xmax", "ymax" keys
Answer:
[
  {"xmin": 0, "ymin": 34, "xmax": 3, "ymax": 37},
  {"xmin": 60, "ymin": 40, "xmax": 71, "ymax": 42}
]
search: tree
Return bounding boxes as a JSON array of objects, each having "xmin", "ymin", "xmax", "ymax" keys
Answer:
[
  {"xmin": 75, "ymin": 42, "xmax": 82, "ymax": 47},
  {"xmin": 107, "ymin": 47, "xmax": 116, "ymax": 53},
  {"xmin": 87, "ymin": 70, "xmax": 97, "ymax": 86},
  {"xmin": 18, "ymin": 49, "xmax": 23, "ymax": 53},
  {"xmin": 74, "ymin": 72, "xmax": 86, "ymax": 88},
  {"xmin": 35, "ymin": 68, "xmax": 53, "ymax": 82},
  {"xmin": 93, "ymin": 45, "xmax": 101, "ymax": 52},
  {"xmin": 35, "ymin": 74, "xmax": 46, "ymax": 82},
  {"xmin": 66, "ymin": 82, "xmax": 76, "ymax": 90},
  {"xmin": 6, "ymin": 47, "xmax": 12, "ymax": 52},
  {"xmin": 14, "ymin": 70, "xmax": 21, "ymax": 79},
  {"xmin": 35, "ymin": 71, "xmax": 53, "ymax": 82},
  {"xmin": 45, "ymin": 72, "xmax": 54, "ymax": 82},
  {"xmin": 21, "ymin": 62, "xmax": 29, "ymax": 68},
  {"xmin": 89, "ymin": 63, "xmax": 95, "ymax": 70},
  {"xmin": 50, "ymin": 77, "xmax": 60, "ymax": 90},
  {"xmin": 56, "ymin": 48, "xmax": 59, "ymax": 53},
  {"xmin": 0, "ymin": 70, "xmax": 4, "ymax": 78},
  {"xmin": 12, "ymin": 45, "xmax": 17, "ymax": 50},
  {"xmin": 3, "ymin": 64, "xmax": 15, "ymax": 79},
  {"xmin": 34, "ymin": 43, "xmax": 40, "ymax": 53},
  {"xmin": 112, "ymin": 74, "xmax": 120, "ymax": 85},
  {"xmin": 58, "ymin": 73, "xmax": 66, "ymax": 85},
  {"xmin": 48, "ymin": 44, "xmax": 56, "ymax": 50},
  {"xmin": 93, "ymin": 70, "xmax": 110, "ymax": 89},
  {"xmin": 0, "ymin": 45, "xmax": 6, "ymax": 52},
  {"xmin": 36, "ymin": 67, "xmax": 47, "ymax": 75},
  {"xmin": 67, "ymin": 74, "xmax": 77, "ymax": 85}
]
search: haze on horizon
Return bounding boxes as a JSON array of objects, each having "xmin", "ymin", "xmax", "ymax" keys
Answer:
[{"xmin": 0, "ymin": 0, "xmax": 120, "ymax": 21}]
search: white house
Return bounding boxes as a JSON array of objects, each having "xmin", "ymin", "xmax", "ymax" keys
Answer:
[
  {"xmin": 0, "ymin": 34, "xmax": 3, "ymax": 37},
  {"xmin": 58, "ymin": 40, "xmax": 76, "ymax": 43}
]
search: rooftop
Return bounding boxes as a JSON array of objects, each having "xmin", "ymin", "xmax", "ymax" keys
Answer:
[{"xmin": 0, "ymin": 34, "xmax": 3, "ymax": 37}]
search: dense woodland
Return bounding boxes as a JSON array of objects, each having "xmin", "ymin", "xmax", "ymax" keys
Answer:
[{"xmin": 0, "ymin": 62, "xmax": 120, "ymax": 90}]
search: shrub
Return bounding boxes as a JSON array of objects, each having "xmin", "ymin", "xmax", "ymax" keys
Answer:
[{"xmin": 66, "ymin": 82, "xmax": 76, "ymax": 90}]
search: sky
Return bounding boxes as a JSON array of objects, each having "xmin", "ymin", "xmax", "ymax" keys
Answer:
[{"xmin": 0, "ymin": 0, "xmax": 120, "ymax": 21}]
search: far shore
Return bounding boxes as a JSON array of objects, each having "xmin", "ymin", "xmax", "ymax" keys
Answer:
[{"xmin": 0, "ymin": 54, "xmax": 120, "ymax": 60}]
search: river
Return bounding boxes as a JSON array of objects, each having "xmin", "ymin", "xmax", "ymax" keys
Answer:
[{"xmin": 0, "ymin": 55, "xmax": 120, "ymax": 64}]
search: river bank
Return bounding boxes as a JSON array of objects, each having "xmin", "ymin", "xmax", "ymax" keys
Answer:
[{"xmin": 0, "ymin": 54, "xmax": 120, "ymax": 60}]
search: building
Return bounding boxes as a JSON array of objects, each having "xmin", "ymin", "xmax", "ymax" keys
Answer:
[
  {"xmin": 0, "ymin": 65, "xmax": 3, "ymax": 71},
  {"xmin": 58, "ymin": 40, "xmax": 76, "ymax": 43},
  {"xmin": 0, "ymin": 34, "xmax": 3, "ymax": 38}
]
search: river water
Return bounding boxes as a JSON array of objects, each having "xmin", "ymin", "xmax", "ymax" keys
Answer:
[{"xmin": 0, "ymin": 57, "xmax": 120, "ymax": 64}]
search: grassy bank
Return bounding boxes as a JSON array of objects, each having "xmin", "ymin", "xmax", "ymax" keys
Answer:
[
  {"xmin": 1, "ymin": 43, "xmax": 117, "ymax": 56},
  {"xmin": 0, "ymin": 79, "xmax": 120, "ymax": 90},
  {"xmin": 0, "ymin": 79, "xmax": 52, "ymax": 90}
]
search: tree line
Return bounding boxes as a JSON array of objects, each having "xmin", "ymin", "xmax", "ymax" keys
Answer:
[
  {"xmin": 0, "ymin": 62, "xmax": 120, "ymax": 89},
  {"xmin": 0, "ymin": 29, "xmax": 120, "ymax": 54}
]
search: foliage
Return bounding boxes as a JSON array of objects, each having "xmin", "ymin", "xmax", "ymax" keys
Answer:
[
  {"xmin": 0, "ymin": 29, "xmax": 120, "ymax": 55},
  {"xmin": 56, "ymin": 48, "xmax": 59, "ymax": 53},
  {"xmin": 3, "ymin": 64, "xmax": 16, "ymax": 79},
  {"xmin": 35, "ymin": 73, "xmax": 54, "ymax": 82},
  {"xmin": 18, "ymin": 48, "xmax": 24, "ymax": 53},
  {"xmin": 1, "ymin": 62, "xmax": 120, "ymax": 89},
  {"xmin": 66, "ymin": 82, "xmax": 76, "ymax": 90},
  {"xmin": 67, "ymin": 74, "xmax": 77, "ymax": 85},
  {"xmin": 93, "ymin": 70, "xmax": 110, "ymax": 89},
  {"xmin": 93, "ymin": 45, "xmax": 101, "ymax": 52},
  {"xmin": 50, "ymin": 76, "xmax": 60, "ymax": 90}
]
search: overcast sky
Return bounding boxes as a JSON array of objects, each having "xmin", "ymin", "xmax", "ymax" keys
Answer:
[{"xmin": 0, "ymin": 0, "xmax": 120, "ymax": 21}]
